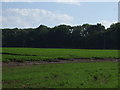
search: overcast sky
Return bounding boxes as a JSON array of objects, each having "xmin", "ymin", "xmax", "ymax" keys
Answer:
[{"xmin": 1, "ymin": 1, "xmax": 118, "ymax": 28}]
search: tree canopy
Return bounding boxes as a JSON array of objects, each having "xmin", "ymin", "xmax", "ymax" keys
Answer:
[{"xmin": 1, "ymin": 23, "xmax": 120, "ymax": 49}]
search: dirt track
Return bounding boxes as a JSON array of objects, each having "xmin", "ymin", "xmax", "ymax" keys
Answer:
[{"xmin": 2, "ymin": 58, "xmax": 119, "ymax": 67}]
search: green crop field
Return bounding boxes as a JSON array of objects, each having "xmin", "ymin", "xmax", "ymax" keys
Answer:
[
  {"xmin": 3, "ymin": 62, "xmax": 119, "ymax": 88},
  {"xmin": 2, "ymin": 48, "xmax": 119, "ymax": 62},
  {"xmin": 2, "ymin": 48, "xmax": 119, "ymax": 88}
]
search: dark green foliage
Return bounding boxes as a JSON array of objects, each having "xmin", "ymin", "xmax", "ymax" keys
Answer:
[{"xmin": 2, "ymin": 23, "xmax": 120, "ymax": 49}]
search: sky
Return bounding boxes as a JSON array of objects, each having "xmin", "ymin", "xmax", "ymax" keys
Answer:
[
  {"xmin": 118, "ymin": 1, "xmax": 120, "ymax": 22},
  {"xmin": 1, "ymin": 1, "xmax": 119, "ymax": 28}
]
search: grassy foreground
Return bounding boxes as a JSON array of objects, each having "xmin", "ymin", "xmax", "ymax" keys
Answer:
[
  {"xmin": 3, "ymin": 62, "xmax": 119, "ymax": 88},
  {"xmin": 2, "ymin": 48, "xmax": 119, "ymax": 62}
]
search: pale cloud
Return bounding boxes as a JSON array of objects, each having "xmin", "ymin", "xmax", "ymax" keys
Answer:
[
  {"xmin": 1, "ymin": 0, "xmax": 80, "ymax": 5},
  {"xmin": 1, "ymin": 0, "xmax": 32, "ymax": 2},
  {"xmin": 1, "ymin": 0, "xmax": 119, "ymax": 6},
  {"xmin": 56, "ymin": 0, "xmax": 80, "ymax": 5},
  {"xmin": 84, "ymin": 20, "xmax": 117, "ymax": 28},
  {"xmin": 1, "ymin": 0, "xmax": 119, "ymax": 2},
  {"xmin": 99, "ymin": 20, "xmax": 117, "ymax": 28},
  {"xmin": 2, "ymin": 8, "xmax": 74, "ymax": 28}
]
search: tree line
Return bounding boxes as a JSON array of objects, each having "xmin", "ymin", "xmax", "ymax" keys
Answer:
[{"xmin": 2, "ymin": 23, "xmax": 120, "ymax": 49}]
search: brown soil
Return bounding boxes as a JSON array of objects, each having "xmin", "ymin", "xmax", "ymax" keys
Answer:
[{"xmin": 2, "ymin": 58, "xmax": 119, "ymax": 67}]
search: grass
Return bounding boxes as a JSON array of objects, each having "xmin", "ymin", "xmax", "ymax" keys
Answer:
[
  {"xmin": 2, "ymin": 48, "xmax": 119, "ymax": 88},
  {"xmin": 2, "ymin": 47, "xmax": 119, "ymax": 62},
  {"xmin": 2, "ymin": 62, "xmax": 119, "ymax": 88}
]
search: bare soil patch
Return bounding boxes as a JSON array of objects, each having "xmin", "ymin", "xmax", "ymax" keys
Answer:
[{"xmin": 2, "ymin": 58, "xmax": 119, "ymax": 67}]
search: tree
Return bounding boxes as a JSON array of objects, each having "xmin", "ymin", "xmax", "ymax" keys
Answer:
[{"xmin": 2, "ymin": 23, "xmax": 119, "ymax": 49}]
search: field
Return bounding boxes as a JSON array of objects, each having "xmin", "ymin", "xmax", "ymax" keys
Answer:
[
  {"xmin": 2, "ymin": 48, "xmax": 119, "ymax": 62},
  {"xmin": 3, "ymin": 62, "xmax": 119, "ymax": 88},
  {"xmin": 2, "ymin": 48, "xmax": 119, "ymax": 88}
]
